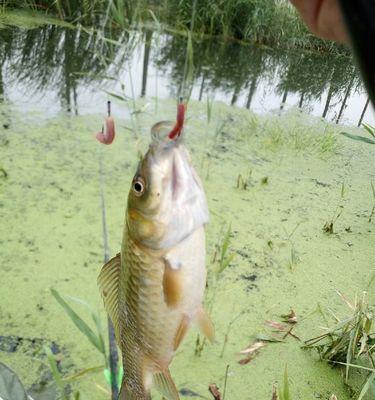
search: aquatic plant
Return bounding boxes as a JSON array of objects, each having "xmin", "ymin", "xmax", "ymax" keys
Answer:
[
  {"xmin": 269, "ymin": 366, "xmax": 293, "ymax": 400},
  {"xmin": 340, "ymin": 123, "xmax": 375, "ymax": 145},
  {"xmin": 277, "ymin": 366, "xmax": 292, "ymax": 400},
  {"xmin": 369, "ymin": 182, "xmax": 375, "ymax": 223},
  {"xmin": 195, "ymin": 224, "xmax": 236, "ymax": 356},
  {"xmin": 282, "ymin": 221, "xmax": 305, "ymax": 271},
  {"xmin": 323, "ymin": 183, "xmax": 345, "ymax": 235},
  {"xmin": 236, "ymin": 169, "xmax": 252, "ymax": 190},
  {"xmin": 304, "ymin": 292, "xmax": 375, "ymax": 399},
  {"xmin": 44, "ymin": 345, "xmax": 69, "ymax": 400},
  {"xmin": 156, "ymin": 0, "xmax": 340, "ymax": 52},
  {"xmin": 208, "ymin": 365, "xmax": 229, "ymax": 400},
  {"xmin": 50, "ymin": 289, "xmax": 122, "ymax": 394},
  {"xmin": 259, "ymin": 110, "xmax": 341, "ymax": 156},
  {"xmin": 0, "ymin": 0, "xmax": 344, "ymax": 53}
]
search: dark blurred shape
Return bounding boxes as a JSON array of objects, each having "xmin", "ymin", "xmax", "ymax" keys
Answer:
[{"xmin": 339, "ymin": 0, "xmax": 375, "ymax": 106}]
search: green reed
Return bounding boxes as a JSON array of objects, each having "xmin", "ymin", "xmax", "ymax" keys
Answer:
[
  {"xmin": 1, "ymin": 0, "xmax": 343, "ymax": 53},
  {"xmin": 304, "ymin": 292, "xmax": 374, "ymax": 400}
]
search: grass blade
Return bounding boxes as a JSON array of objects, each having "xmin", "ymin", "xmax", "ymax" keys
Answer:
[
  {"xmin": 357, "ymin": 371, "xmax": 375, "ymax": 400},
  {"xmin": 44, "ymin": 345, "xmax": 67, "ymax": 400},
  {"xmin": 65, "ymin": 295, "xmax": 107, "ymax": 363},
  {"xmin": 62, "ymin": 365, "xmax": 104, "ymax": 382},
  {"xmin": 283, "ymin": 365, "xmax": 291, "ymax": 400},
  {"xmin": 51, "ymin": 288, "xmax": 105, "ymax": 355},
  {"xmin": 362, "ymin": 123, "xmax": 375, "ymax": 138},
  {"xmin": 340, "ymin": 132, "xmax": 375, "ymax": 145}
]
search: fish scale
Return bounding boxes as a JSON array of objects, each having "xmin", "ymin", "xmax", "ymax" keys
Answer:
[{"xmin": 121, "ymin": 235, "xmax": 180, "ymax": 365}]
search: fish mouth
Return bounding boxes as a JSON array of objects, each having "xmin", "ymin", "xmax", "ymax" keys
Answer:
[{"xmin": 150, "ymin": 101, "xmax": 186, "ymax": 147}]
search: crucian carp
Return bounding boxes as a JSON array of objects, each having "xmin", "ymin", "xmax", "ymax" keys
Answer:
[{"xmin": 98, "ymin": 103, "xmax": 214, "ymax": 400}]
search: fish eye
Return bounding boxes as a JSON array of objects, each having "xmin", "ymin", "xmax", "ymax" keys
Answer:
[{"xmin": 132, "ymin": 177, "xmax": 145, "ymax": 196}]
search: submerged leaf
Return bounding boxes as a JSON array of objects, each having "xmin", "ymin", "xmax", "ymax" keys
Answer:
[{"xmin": 340, "ymin": 132, "xmax": 375, "ymax": 145}]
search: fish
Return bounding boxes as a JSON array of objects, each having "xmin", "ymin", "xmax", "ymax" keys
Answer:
[{"xmin": 98, "ymin": 103, "xmax": 214, "ymax": 400}]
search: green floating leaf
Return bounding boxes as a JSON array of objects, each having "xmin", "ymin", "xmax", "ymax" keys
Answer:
[
  {"xmin": 0, "ymin": 362, "xmax": 28, "ymax": 400},
  {"xmin": 340, "ymin": 132, "xmax": 375, "ymax": 145},
  {"xmin": 50, "ymin": 288, "xmax": 105, "ymax": 355}
]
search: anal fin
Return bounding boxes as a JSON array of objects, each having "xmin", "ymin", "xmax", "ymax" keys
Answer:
[
  {"xmin": 153, "ymin": 369, "xmax": 180, "ymax": 400},
  {"xmin": 196, "ymin": 307, "xmax": 215, "ymax": 343},
  {"xmin": 98, "ymin": 253, "xmax": 121, "ymax": 343}
]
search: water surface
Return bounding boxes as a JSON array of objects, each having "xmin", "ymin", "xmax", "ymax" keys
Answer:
[{"xmin": 0, "ymin": 26, "xmax": 374, "ymax": 126}]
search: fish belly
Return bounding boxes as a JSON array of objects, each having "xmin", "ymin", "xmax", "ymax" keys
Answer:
[{"xmin": 120, "ymin": 226, "xmax": 206, "ymax": 387}]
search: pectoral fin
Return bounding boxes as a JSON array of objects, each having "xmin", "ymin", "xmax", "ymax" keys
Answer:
[
  {"xmin": 98, "ymin": 253, "xmax": 121, "ymax": 343},
  {"xmin": 153, "ymin": 369, "xmax": 180, "ymax": 400},
  {"xmin": 196, "ymin": 307, "xmax": 215, "ymax": 343},
  {"xmin": 163, "ymin": 259, "xmax": 183, "ymax": 308}
]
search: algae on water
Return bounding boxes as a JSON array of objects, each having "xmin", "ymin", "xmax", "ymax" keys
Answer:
[{"xmin": 0, "ymin": 99, "xmax": 374, "ymax": 399}]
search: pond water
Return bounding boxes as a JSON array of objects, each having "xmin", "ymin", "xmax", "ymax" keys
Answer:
[
  {"xmin": 0, "ymin": 26, "xmax": 374, "ymax": 126},
  {"xmin": 0, "ymin": 24, "xmax": 375, "ymax": 400}
]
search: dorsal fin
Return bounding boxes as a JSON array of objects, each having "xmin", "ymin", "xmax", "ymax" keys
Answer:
[{"xmin": 98, "ymin": 253, "xmax": 121, "ymax": 343}]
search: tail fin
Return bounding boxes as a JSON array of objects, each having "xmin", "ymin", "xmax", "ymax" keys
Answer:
[
  {"xmin": 118, "ymin": 378, "xmax": 151, "ymax": 400},
  {"xmin": 153, "ymin": 369, "xmax": 180, "ymax": 400}
]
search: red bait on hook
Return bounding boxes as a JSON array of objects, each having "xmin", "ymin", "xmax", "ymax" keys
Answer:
[
  {"xmin": 96, "ymin": 101, "xmax": 115, "ymax": 145},
  {"xmin": 168, "ymin": 102, "xmax": 186, "ymax": 140}
]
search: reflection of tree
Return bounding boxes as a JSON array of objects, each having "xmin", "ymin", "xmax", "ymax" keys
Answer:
[
  {"xmin": 153, "ymin": 35, "xmax": 272, "ymax": 106},
  {"xmin": 154, "ymin": 34, "xmax": 361, "ymax": 115},
  {"xmin": 0, "ymin": 26, "xmax": 364, "ymax": 121},
  {"xmin": 275, "ymin": 50, "xmax": 361, "ymax": 117},
  {"xmin": 358, "ymin": 98, "xmax": 370, "ymax": 127},
  {"xmin": 0, "ymin": 26, "xmax": 132, "ymax": 113},
  {"xmin": 336, "ymin": 72, "xmax": 356, "ymax": 123},
  {"xmin": 0, "ymin": 29, "xmax": 15, "ymax": 128},
  {"xmin": 141, "ymin": 30, "xmax": 153, "ymax": 97}
]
